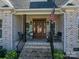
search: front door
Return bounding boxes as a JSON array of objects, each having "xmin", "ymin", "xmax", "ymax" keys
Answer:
[{"xmin": 33, "ymin": 19, "xmax": 46, "ymax": 39}]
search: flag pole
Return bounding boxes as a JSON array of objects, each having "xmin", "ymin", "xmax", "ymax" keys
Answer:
[{"xmin": 50, "ymin": 0, "xmax": 55, "ymax": 59}]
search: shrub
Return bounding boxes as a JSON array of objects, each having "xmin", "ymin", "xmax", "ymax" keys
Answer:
[
  {"xmin": 5, "ymin": 50, "xmax": 17, "ymax": 59},
  {"xmin": 0, "ymin": 47, "xmax": 7, "ymax": 58},
  {"xmin": 54, "ymin": 49, "xmax": 64, "ymax": 59}
]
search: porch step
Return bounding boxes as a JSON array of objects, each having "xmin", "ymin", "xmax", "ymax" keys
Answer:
[{"xmin": 19, "ymin": 42, "xmax": 52, "ymax": 59}]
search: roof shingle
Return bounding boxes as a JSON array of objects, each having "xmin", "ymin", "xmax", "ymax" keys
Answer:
[
  {"xmin": 30, "ymin": 1, "xmax": 57, "ymax": 8},
  {"xmin": 10, "ymin": 0, "xmax": 69, "ymax": 9}
]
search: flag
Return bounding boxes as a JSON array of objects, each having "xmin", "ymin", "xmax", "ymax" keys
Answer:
[
  {"xmin": 49, "ymin": 0, "xmax": 57, "ymax": 22},
  {"xmin": 49, "ymin": 11, "xmax": 57, "ymax": 22}
]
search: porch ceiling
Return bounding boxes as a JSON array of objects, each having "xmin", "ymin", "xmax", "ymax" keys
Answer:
[{"xmin": 14, "ymin": 8, "xmax": 63, "ymax": 15}]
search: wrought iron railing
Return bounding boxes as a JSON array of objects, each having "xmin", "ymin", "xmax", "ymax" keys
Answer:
[{"xmin": 16, "ymin": 32, "xmax": 26, "ymax": 57}]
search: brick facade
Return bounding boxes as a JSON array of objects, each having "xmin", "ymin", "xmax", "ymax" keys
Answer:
[{"xmin": 0, "ymin": 10, "xmax": 13, "ymax": 50}]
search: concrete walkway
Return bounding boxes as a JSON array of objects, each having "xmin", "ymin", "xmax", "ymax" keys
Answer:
[{"xmin": 19, "ymin": 42, "xmax": 52, "ymax": 59}]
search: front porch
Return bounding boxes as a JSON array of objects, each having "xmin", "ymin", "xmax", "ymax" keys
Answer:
[
  {"xmin": 0, "ymin": 0, "xmax": 79, "ymax": 58},
  {"xmin": 13, "ymin": 9, "xmax": 64, "ymax": 58},
  {"xmin": 14, "ymin": 9, "xmax": 64, "ymax": 42},
  {"xmin": 11, "ymin": 8, "xmax": 65, "ymax": 59}
]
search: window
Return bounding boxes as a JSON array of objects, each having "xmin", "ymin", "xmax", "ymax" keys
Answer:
[
  {"xmin": 0, "ymin": 20, "xmax": 2, "ymax": 38},
  {"xmin": 78, "ymin": 16, "xmax": 79, "ymax": 39}
]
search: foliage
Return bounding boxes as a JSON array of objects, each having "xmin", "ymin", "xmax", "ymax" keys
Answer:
[
  {"xmin": 0, "ymin": 47, "xmax": 7, "ymax": 58},
  {"xmin": 54, "ymin": 49, "xmax": 64, "ymax": 59},
  {"xmin": 5, "ymin": 50, "xmax": 17, "ymax": 59}
]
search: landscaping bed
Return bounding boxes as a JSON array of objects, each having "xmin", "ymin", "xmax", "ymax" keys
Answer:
[
  {"xmin": 54, "ymin": 49, "xmax": 64, "ymax": 59},
  {"xmin": 0, "ymin": 47, "xmax": 17, "ymax": 59},
  {"xmin": 53, "ymin": 49, "xmax": 79, "ymax": 59}
]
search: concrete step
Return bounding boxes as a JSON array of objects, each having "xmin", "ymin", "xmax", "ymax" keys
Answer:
[
  {"xmin": 19, "ymin": 42, "xmax": 52, "ymax": 59},
  {"xmin": 25, "ymin": 42, "xmax": 50, "ymax": 48}
]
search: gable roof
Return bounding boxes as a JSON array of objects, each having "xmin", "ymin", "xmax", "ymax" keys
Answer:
[
  {"xmin": 0, "ymin": 0, "xmax": 13, "ymax": 8},
  {"xmin": 62, "ymin": 0, "xmax": 79, "ymax": 7},
  {"xmin": 55, "ymin": 0, "xmax": 69, "ymax": 6}
]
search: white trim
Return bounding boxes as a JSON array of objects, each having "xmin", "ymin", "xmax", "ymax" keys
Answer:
[
  {"xmin": 62, "ymin": 0, "xmax": 73, "ymax": 7},
  {"xmin": 63, "ymin": 13, "xmax": 66, "ymax": 52},
  {"xmin": 5, "ymin": 0, "xmax": 14, "ymax": 8},
  {"xmin": 1, "ymin": 0, "xmax": 14, "ymax": 8},
  {"xmin": 0, "ymin": 7, "xmax": 13, "ymax": 9},
  {"xmin": 62, "ymin": 0, "xmax": 79, "ymax": 8},
  {"xmin": 15, "ymin": 8, "xmax": 62, "ymax": 11},
  {"xmin": 15, "ymin": 8, "xmax": 63, "ymax": 15},
  {"xmin": 10, "ymin": 14, "xmax": 13, "ymax": 50}
]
